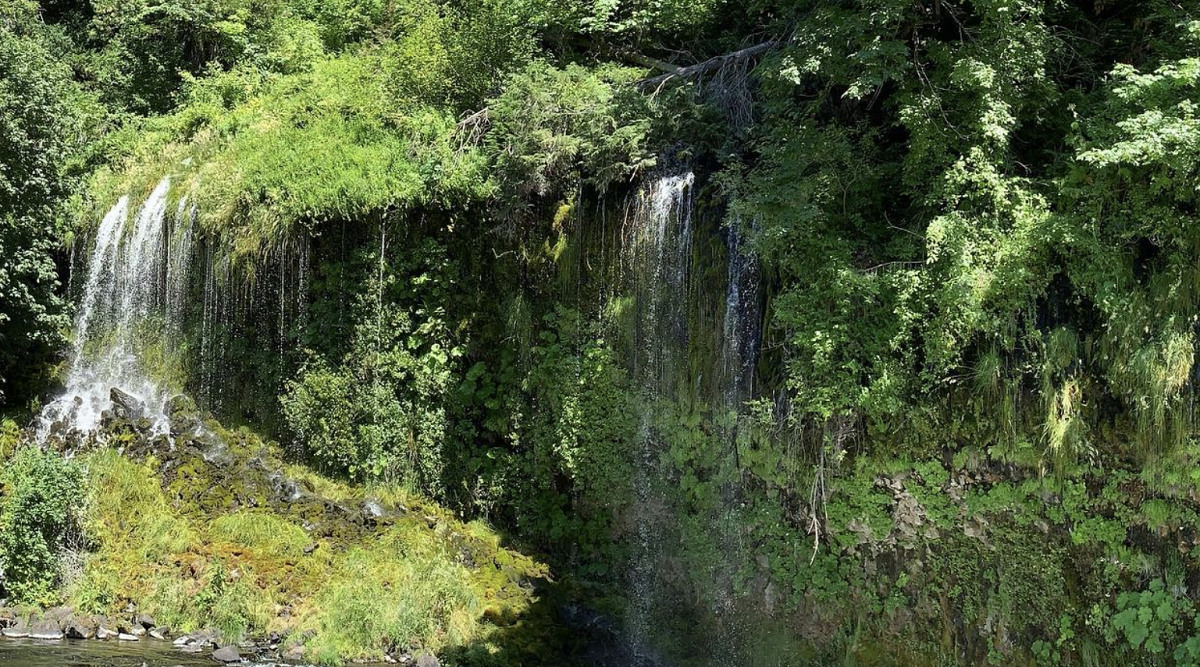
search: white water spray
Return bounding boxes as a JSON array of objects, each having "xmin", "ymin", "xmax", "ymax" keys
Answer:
[{"xmin": 37, "ymin": 178, "xmax": 182, "ymax": 441}]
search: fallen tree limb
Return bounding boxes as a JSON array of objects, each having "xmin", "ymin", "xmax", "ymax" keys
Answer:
[
  {"xmin": 452, "ymin": 40, "xmax": 781, "ymax": 139},
  {"xmin": 636, "ymin": 40, "xmax": 778, "ymax": 92}
]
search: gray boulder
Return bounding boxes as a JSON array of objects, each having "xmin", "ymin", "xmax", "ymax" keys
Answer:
[
  {"xmin": 1, "ymin": 625, "xmax": 29, "ymax": 639},
  {"xmin": 110, "ymin": 387, "xmax": 145, "ymax": 421},
  {"xmin": 66, "ymin": 617, "xmax": 97, "ymax": 639},
  {"xmin": 29, "ymin": 621, "xmax": 64, "ymax": 640},
  {"xmin": 96, "ymin": 624, "xmax": 119, "ymax": 640},
  {"xmin": 212, "ymin": 645, "xmax": 242, "ymax": 663}
]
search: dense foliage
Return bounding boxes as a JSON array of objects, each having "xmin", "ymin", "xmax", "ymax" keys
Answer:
[
  {"xmin": 0, "ymin": 2, "xmax": 99, "ymax": 402},
  {"xmin": 0, "ymin": 445, "xmax": 83, "ymax": 604}
]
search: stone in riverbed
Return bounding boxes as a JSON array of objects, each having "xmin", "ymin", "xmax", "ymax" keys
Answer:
[
  {"xmin": 415, "ymin": 653, "xmax": 440, "ymax": 667},
  {"xmin": 96, "ymin": 624, "xmax": 119, "ymax": 640},
  {"xmin": 174, "ymin": 635, "xmax": 191, "ymax": 646},
  {"xmin": 135, "ymin": 613, "xmax": 156, "ymax": 629},
  {"xmin": 117, "ymin": 632, "xmax": 141, "ymax": 641},
  {"xmin": 29, "ymin": 621, "xmax": 64, "ymax": 640},
  {"xmin": 66, "ymin": 618, "xmax": 97, "ymax": 639},
  {"xmin": 212, "ymin": 645, "xmax": 242, "ymax": 663},
  {"xmin": 1, "ymin": 626, "xmax": 29, "ymax": 639},
  {"xmin": 150, "ymin": 626, "xmax": 168, "ymax": 640}
]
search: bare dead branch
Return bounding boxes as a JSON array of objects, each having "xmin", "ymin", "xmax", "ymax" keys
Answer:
[{"xmin": 636, "ymin": 41, "xmax": 780, "ymax": 92}]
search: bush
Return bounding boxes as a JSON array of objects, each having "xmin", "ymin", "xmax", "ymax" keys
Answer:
[{"xmin": 0, "ymin": 447, "xmax": 84, "ymax": 604}]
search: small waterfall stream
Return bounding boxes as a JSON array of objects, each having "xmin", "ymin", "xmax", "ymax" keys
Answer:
[
  {"xmin": 38, "ymin": 178, "xmax": 181, "ymax": 440},
  {"xmin": 619, "ymin": 170, "xmax": 763, "ymax": 666},
  {"xmin": 624, "ymin": 171, "xmax": 696, "ymax": 664}
]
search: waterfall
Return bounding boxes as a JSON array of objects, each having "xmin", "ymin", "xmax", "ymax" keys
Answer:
[
  {"xmin": 37, "ymin": 178, "xmax": 180, "ymax": 441},
  {"xmin": 624, "ymin": 171, "xmax": 695, "ymax": 665},
  {"xmin": 619, "ymin": 171, "xmax": 764, "ymax": 666},
  {"xmin": 721, "ymin": 217, "xmax": 760, "ymax": 407}
]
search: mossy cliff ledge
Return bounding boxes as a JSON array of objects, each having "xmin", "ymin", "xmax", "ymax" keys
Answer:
[{"xmin": 0, "ymin": 396, "xmax": 554, "ymax": 666}]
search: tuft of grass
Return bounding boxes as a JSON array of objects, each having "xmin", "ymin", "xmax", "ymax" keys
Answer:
[
  {"xmin": 80, "ymin": 450, "xmax": 199, "ymax": 561},
  {"xmin": 303, "ymin": 525, "xmax": 481, "ymax": 664},
  {"xmin": 0, "ymin": 418, "xmax": 20, "ymax": 461},
  {"xmin": 209, "ymin": 511, "xmax": 310, "ymax": 560}
]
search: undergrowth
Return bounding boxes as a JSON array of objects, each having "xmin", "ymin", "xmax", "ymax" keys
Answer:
[{"xmin": 59, "ymin": 443, "xmax": 545, "ymax": 664}]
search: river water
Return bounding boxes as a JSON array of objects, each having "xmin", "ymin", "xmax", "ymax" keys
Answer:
[{"xmin": 0, "ymin": 638, "xmax": 262, "ymax": 667}]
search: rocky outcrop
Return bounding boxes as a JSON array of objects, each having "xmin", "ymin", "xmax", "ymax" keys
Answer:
[{"xmin": 109, "ymin": 387, "xmax": 145, "ymax": 421}]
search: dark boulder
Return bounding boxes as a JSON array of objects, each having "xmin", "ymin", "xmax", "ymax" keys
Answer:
[
  {"xmin": 110, "ymin": 388, "xmax": 145, "ymax": 421},
  {"xmin": 165, "ymin": 394, "xmax": 203, "ymax": 437}
]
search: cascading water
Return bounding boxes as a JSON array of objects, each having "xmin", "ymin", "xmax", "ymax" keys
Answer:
[
  {"xmin": 37, "ymin": 177, "xmax": 182, "ymax": 441},
  {"xmin": 624, "ymin": 171, "xmax": 695, "ymax": 665},
  {"xmin": 619, "ymin": 171, "xmax": 764, "ymax": 667},
  {"xmin": 721, "ymin": 218, "xmax": 760, "ymax": 407}
]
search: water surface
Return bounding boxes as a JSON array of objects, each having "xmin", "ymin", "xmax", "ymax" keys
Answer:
[{"xmin": 0, "ymin": 638, "xmax": 230, "ymax": 667}]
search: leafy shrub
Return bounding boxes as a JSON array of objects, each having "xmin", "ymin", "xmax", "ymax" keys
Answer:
[
  {"xmin": 0, "ymin": 447, "xmax": 84, "ymax": 604},
  {"xmin": 283, "ymin": 237, "xmax": 458, "ymax": 489},
  {"xmin": 1109, "ymin": 578, "xmax": 1190, "ymax": 655},
  {"xmin": 487, "ymin": 61, "xmax": 656, "ymax": 214}
]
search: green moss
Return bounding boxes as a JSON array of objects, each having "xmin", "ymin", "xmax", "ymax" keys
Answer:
[{"xmin": 64, "ymin": 437, "xmax": 547, "ymax": 661}]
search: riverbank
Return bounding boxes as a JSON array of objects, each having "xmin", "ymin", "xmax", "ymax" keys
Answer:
[
  {"xmin": 0, "ymin": 636, "xmax": 222, "ymax": 667},
  {"xmin": 0, "ymin": 608, "xmax": 300, "ymax": 664},
  {"xmin": 0, "ymin": 395, "xmax": 558, "ymax": 666}
]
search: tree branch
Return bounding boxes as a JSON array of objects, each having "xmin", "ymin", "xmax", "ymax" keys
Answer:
[{"xmin": 636, "ymin": 41, "xmax": 779, "ymax": 92}]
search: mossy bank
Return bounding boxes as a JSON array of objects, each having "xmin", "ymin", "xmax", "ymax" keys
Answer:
[{"xmin": 0, "ymin": 400, "xmax": 565, "ymax": 666}]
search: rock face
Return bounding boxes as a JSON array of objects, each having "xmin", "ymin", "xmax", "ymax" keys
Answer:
[
  {"xmin": 415, "ymin": 653, "xmax": 440, "ymax": 667},
  {"xmin": 110, "ymin": 387, "xmax": 145, "ymax": 421},
  {"xmin": 212, "ymin": 645, "xmax": 242, "ymax": 663}
]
